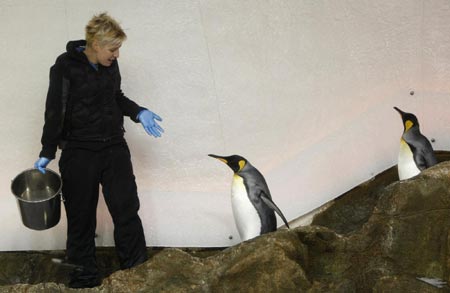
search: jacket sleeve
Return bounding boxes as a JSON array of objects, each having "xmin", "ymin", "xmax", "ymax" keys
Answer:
[
  {"xmin": 39, "ymin": 59, "xmax": 67, "ymax": 159},
  {"xmin": 114, "ymin": 62, "xmax": 146, "ymax": 122}
]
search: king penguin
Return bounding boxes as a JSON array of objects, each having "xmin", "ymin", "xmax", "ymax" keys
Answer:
[
  {"xmin": 209, "ymin": 154, "xmax": 290, "ymax": 241},
  {"xmin": 394, "ymin": 107, "xmax": 437, "ymax": 180}
]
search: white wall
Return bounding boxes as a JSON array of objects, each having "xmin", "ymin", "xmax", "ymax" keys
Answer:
[{"xmin": 2, "ymin": 0, "xmax": 450, "ymax": 250}]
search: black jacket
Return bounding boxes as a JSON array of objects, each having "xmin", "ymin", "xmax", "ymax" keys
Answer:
[{"xmin": 39, "ymin": 40, "xmax": 144, "ymax": 159}]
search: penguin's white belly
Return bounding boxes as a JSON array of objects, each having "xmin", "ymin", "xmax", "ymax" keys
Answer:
[
  {"xmin": 231, "ymin": 175, "xmax": 261, "ymax": 241},
  {"xmin": 398, "ymin": 139, "xmax": 420, "ymax": 180}
]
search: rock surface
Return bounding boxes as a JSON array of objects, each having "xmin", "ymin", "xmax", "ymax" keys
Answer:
[{"xmin": 2, "ymin": 154, "xmax": 450, "ymax": 292}]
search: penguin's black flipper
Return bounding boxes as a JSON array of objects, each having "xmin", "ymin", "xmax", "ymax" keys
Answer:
[
  {"xmin": 412, "ymin": 136, "xmax": 438, "ymax": 170},
  {"xmin": 421, "ymin": 141, "xmax": 438, "ymax": 169},
  {"xmin": 260, "ymin": 193, "xmax": 290, "ymax": 229},
  {"xmin": 422, "ymin": 149, "xmax": 438, "ymax": 169}
]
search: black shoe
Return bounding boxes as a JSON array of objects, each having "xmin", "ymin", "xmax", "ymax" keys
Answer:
[
  {"xmin": 120, "ymin": 253, "xmax": 148, "ymax": 270},
  {"xmin": 69, "ymin": 275, "xmax": 101, "ymax": 288},
  {"xmin": 69, "ymin": 267, "xmax": 101, "ymax": 288}
]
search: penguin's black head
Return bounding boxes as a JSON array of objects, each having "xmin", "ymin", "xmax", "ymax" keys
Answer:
[
  {"xmin": 208, "ymin": 154, "xmax": 247, "ymax": 173},
  {"xmin": 394, "ymin": 107, "xmax": 419, "ymax": 131}
]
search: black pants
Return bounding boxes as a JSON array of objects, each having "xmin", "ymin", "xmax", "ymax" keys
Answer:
[{"xmin": 59, "ymin": 144, "xmax": 147, "ymax": 282}]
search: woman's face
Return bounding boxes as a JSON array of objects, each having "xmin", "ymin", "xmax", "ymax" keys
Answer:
[{"xmin": 95, "ymin": 42, "xmax": 121, "ymax": 67}]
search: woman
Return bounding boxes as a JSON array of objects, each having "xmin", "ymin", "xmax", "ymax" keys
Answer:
[{"xmin": 34, "ymin": 13, "xmax": 163, "ymax": 288}]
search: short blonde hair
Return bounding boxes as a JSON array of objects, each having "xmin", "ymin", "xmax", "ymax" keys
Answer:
[{"xmin": 85, "ymin": 12, "xmax": 126, "ymax": 48}]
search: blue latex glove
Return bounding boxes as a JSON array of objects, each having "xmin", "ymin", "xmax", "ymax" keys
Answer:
[
  {"xmin": 34, "ymin": 157, "xmax": 51, "ymax": 174},
  {"xmin": 137, "ymin": 109, "xmax": 164, "ymax": 138}
]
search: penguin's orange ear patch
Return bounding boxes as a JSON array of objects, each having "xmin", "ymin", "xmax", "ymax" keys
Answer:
[
  {"xmin": 405, "ymin": 120, "xmax": 414, "ymax": 131},
  {"xmin": 238, "ymin": 160, "xmax": 246, "ymax": 171}
]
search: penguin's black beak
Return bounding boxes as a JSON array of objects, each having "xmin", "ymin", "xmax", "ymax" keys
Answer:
[
  {"xmin": 209, "ymin": 154, "xmax": 246, "ymax": 173},
  {"xmin": 208, "ymin": 154, "xmax": 228, "ymax": 164},
  {"xmin": 394, "ymin": 106, "xmax": 404, "ymax": 116}
]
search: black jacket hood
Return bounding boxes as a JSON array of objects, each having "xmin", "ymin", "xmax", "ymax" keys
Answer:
[{"xmin": 66, "ymin": 40, "xmax": 89, "ymax": 63}]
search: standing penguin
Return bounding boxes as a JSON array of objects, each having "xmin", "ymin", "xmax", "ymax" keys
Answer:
[
  {"xmin": 394, "ymin": 107, "xmax": 437, "ymax": 180},
  {"xmin": 209, "ymin": 154, "xmax": 290, "ymax": 241}
]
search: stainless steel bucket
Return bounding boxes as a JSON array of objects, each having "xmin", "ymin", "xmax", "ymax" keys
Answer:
[{"xmin": 11, "ymin": 168, "xmax": 62, "ymax": 230}]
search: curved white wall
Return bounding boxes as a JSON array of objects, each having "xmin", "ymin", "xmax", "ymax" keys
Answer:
[{"xmin": 1, "ymin": 0, "xmax": 450, "ymax": 250}]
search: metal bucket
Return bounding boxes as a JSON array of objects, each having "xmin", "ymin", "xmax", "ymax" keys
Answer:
[{"xmin": 11, "ymin": 168, "xmax": 62, "ymax": 230}]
